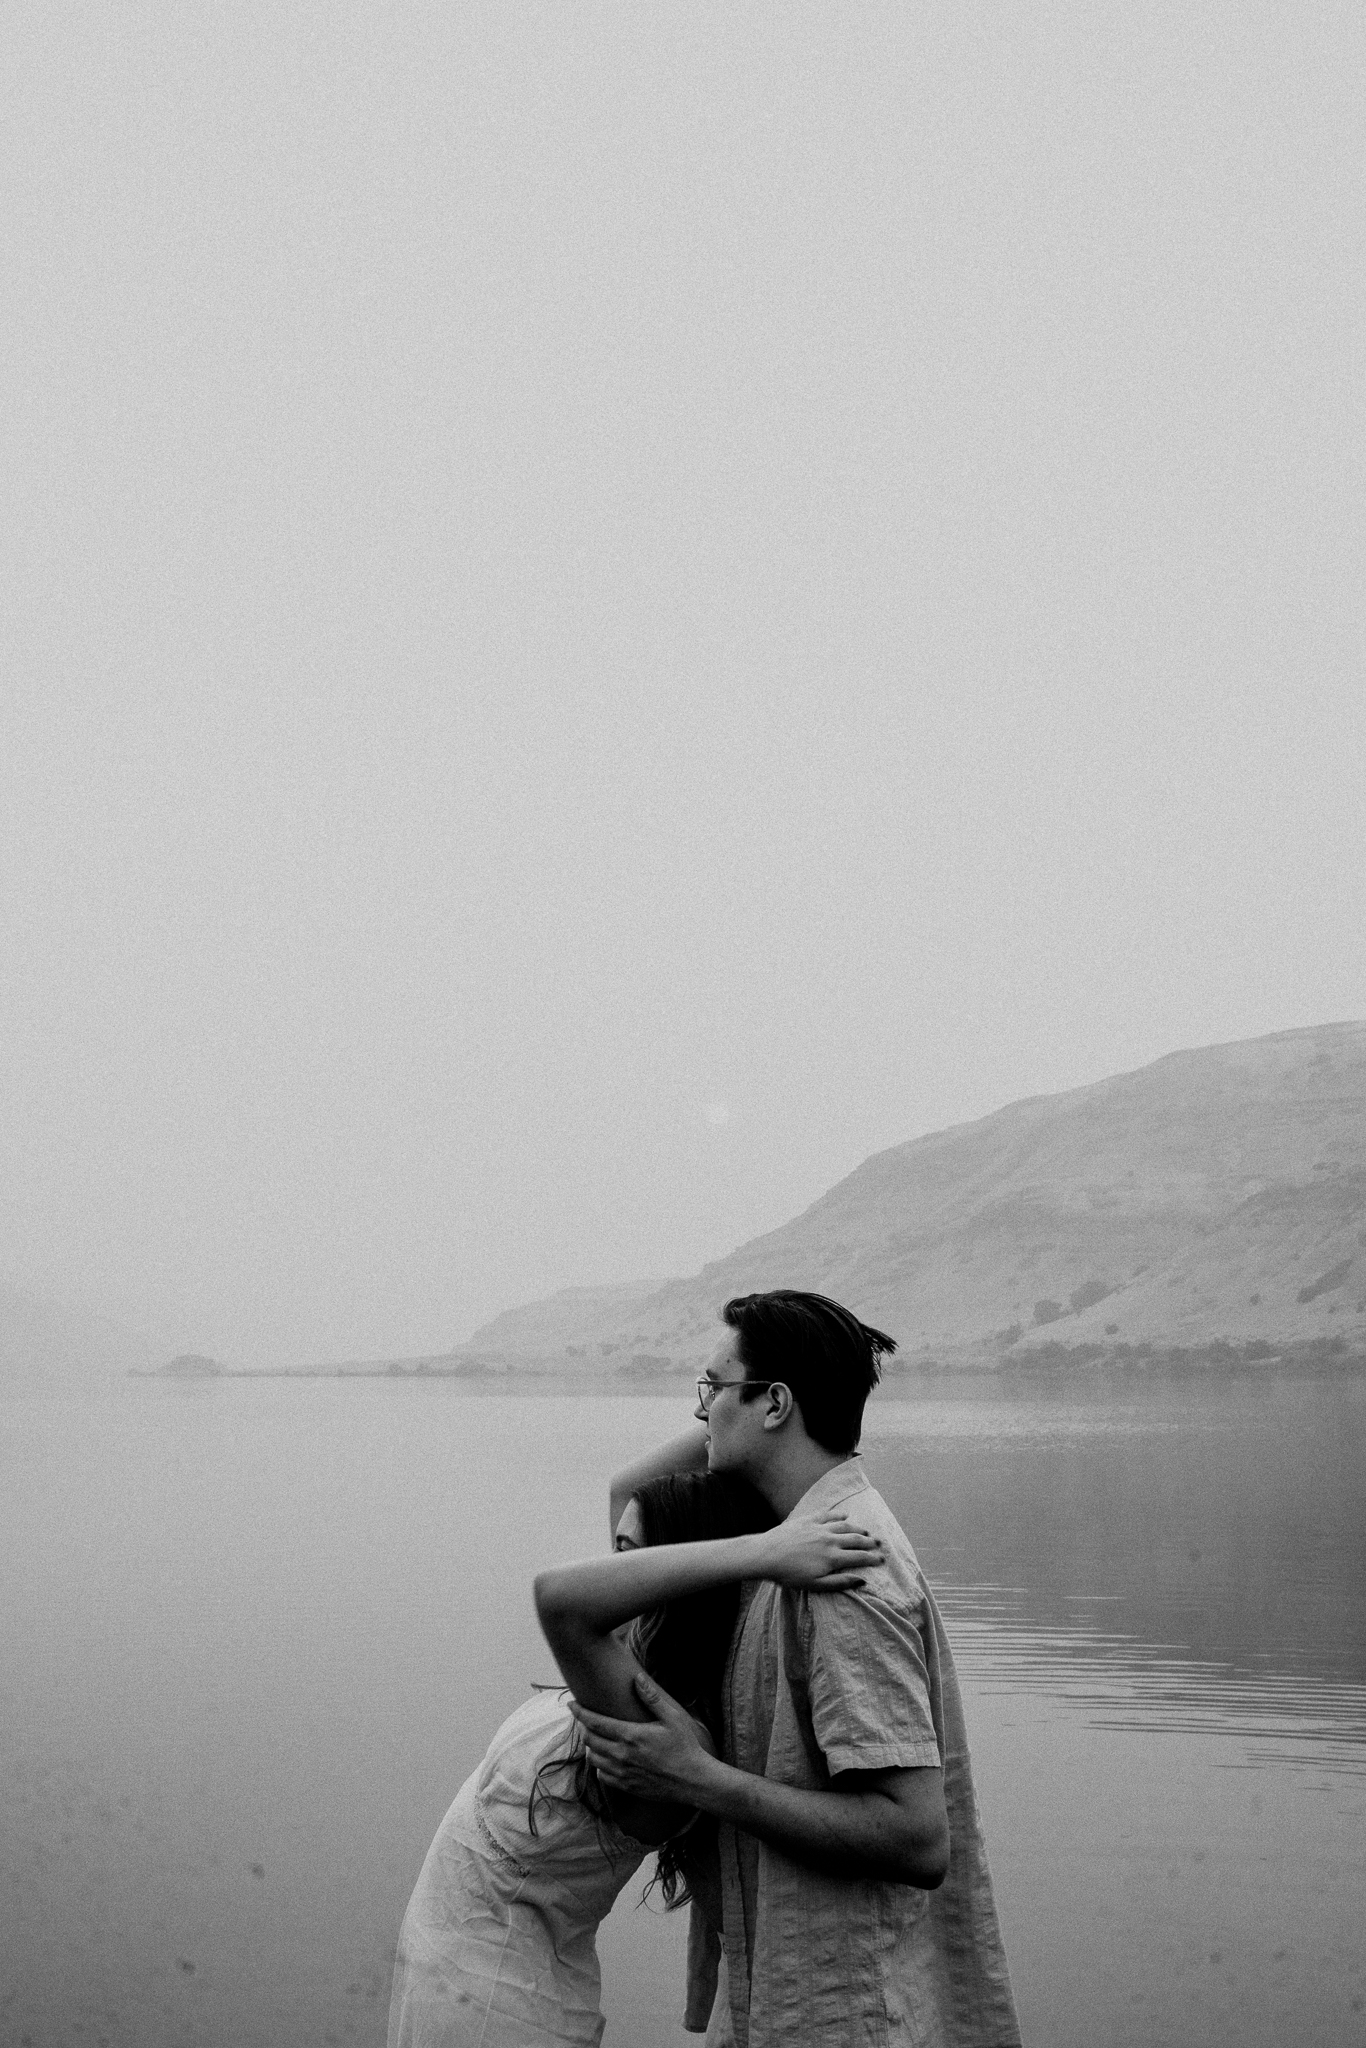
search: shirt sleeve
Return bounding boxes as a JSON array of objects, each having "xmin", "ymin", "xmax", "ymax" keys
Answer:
[
  {"xmin": 803, "ymin": 1582, "xmax": 943, "ymax": 1776},
  {"xmin": 683, "ymin": 1902, "xmax": 721, "ymax": 2032}
]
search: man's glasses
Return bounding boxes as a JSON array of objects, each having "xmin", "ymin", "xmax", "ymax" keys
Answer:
[{"xmin": 696, "ymin": 1377, "xmax": 774, "ymax": 1411}]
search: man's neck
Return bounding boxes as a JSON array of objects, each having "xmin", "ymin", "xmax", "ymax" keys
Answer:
[{"xmin": 752, "ymin": 1439, "xmax": 851, "ymax": 1519}]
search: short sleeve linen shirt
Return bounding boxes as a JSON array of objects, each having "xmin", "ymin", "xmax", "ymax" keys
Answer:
[{"xmin": 702, "ymin": 1460, "xmax": 1021, "ymax": 2048}]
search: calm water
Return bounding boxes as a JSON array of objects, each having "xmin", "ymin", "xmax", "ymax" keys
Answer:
[{"xmin": 2, "ymin": 1372, "xmax": 1363, "ymax": 2047}]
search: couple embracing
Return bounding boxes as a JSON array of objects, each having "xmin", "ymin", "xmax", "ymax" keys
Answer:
[{"xmin": 388, "ymin": 1290, "xmax": 1021, "ymax": 2047}]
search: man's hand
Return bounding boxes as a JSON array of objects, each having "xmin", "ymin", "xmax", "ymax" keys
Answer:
[
  {"xmin": 575, "ymin": 1674, "xmax": 950, "ymax": 1887},
  {"xmin": 570, "ymin": 1673, "xmax": 717, "ymax": 1805}
]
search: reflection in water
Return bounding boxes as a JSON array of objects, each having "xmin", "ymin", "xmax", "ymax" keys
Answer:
[
  {"xmin": 859, "ymin": 1372, "xmax": 1366, "ymax": 2046},
  {"xmin": 938, "ymin": 1580, "xmax": 1366, "ymax": 1779},
  {"xmin": 3, "ymin": 1374, "xmax": 1363, "ymax": 2048},
  {"xmin": 865, "ymin": 1372, "xmax": 1366, "ymax": 1748}
]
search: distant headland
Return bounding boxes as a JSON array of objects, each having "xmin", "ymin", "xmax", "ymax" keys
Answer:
[
  {"xmin": 45, "ymin": 1020, "xmax": 1366, "ymax": 1387},
  {"xmin": 136, "ymin": 1350, "xmax": 502, "ymax": 1382},
  {"xmin": 438, "ymin": 1021, "xmax": 1366, "ymax": 1380}
]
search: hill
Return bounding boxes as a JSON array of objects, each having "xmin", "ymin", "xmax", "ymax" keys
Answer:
[{"xmin": 458, "ymin": 1022, "xmax": 1366, "ymax": 1374}]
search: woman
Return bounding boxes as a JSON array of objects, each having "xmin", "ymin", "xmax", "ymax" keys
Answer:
[{"xmin": 386, "ymin": 1470, "xmax": 881, "ymax": 2047}]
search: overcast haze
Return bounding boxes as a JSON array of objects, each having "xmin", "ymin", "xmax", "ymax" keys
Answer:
[{"xmin": 4, "ymin": 6, "xmax": 1363, "ymax": 1366}]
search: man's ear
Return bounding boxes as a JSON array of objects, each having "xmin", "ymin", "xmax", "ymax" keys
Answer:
[{"xmin": 762, "ymin": 1382, "xmax": 795, "ymax": 1431}]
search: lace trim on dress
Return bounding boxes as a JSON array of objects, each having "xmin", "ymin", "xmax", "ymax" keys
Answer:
[{"xmin": 476, "ymin": 1804, "xmax": 531, "ymax": 1878}]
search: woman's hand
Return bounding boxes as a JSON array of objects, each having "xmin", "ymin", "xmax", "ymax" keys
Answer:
[{"xmin": 755, "ymin": 1511, "xmax": 885, "ymax": 1591}]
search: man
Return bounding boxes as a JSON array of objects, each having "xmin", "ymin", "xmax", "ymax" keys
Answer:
[{"xmin": 574, "ymin": 1290, "xmax": 1021, "ymax": 2048}]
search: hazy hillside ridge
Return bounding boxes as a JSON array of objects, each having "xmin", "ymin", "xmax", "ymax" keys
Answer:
[{"xmin": 458, "ymin": 1022, "xmax": 1366, "ymax": 1376}]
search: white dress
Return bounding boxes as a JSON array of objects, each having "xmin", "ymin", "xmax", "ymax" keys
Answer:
[{"xmin": 387, "ymin": 1690, "xmax": 648, "ymax": 2048}]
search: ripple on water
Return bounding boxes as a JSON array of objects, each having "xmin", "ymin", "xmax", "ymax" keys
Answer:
[{"xmin": 938, "ymin": 1581, "xmax": 1366, "ymax": 1780}]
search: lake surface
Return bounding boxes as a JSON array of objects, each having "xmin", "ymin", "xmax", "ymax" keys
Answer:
[{"xmin": 2, "ymin": 1371, "xmax": 1363, "ymax": 2047}]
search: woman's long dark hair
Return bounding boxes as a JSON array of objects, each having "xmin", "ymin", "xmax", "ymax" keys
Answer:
[{"xmin": 529, "ymin": 1469, "xmax": 776, "ymax": 1905}]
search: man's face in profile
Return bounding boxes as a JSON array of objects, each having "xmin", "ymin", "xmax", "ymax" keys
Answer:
[{"xmin": 696, "ymin": 1329, "xmax": 764, "ymax": 1477}]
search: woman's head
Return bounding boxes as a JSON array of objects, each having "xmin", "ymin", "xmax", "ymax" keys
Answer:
[
  {"xmin": 534, "ymin": 1471, "xmax": 774, "ymax": 1906},
  {"xmin": 617, "ymin": 1470, "xmax": 776, "ymax": 1911},
  {"xmin": 622, "ymin": 1470, "xmax": 777, "ymax": 1727}
]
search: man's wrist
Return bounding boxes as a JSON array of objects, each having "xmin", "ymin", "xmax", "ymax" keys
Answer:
[{"xmin": 684, "ymin": 1750, "xmax": 743, "ymax": 1816}]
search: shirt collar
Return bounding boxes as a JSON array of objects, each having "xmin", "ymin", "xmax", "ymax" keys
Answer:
[{"xmin": 786, "ymin": 1456, "xmax": 869, "ymax": 1520}]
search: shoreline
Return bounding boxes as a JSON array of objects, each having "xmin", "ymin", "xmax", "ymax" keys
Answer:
[{"xmin": 132, "ymin": 1336, "xmax": 1366, "ymax": 1388}]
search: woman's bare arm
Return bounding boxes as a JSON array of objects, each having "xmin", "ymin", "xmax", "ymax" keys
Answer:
[
  {"xmin": 534, "ymin": 1518, "xmax": 882, "ymax": 1845},
  {"xmin": 607, "ymin": 1424, "xmax": 710, "ymax": 1542},
  {"xmin": 537, "ymin": 1528, "xmax": 765, "ymax": 1846},
  {"xmin": 535, "ymin": 1520, "xmax": 881, "ymax": 1716}
]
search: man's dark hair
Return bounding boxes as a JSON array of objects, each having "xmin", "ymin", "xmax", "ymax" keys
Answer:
[{"xmin": 722, "ymin": 1289, "xmax": 897, "ymax": 1454}]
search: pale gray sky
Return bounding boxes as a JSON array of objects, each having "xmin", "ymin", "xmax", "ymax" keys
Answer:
[{"xmin": 3, "ymin": 6, "xmax": 1363, "ymax": 1364}]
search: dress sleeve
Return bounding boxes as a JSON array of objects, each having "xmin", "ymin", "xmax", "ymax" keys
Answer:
[{"xmin": 804, "ymin": 1582, "xmax": 943, "ymax": 1777}]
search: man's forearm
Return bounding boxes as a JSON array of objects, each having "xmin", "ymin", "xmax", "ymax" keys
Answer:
[{"xmin": 689, "ymin": 1755, "xmax": 948, "ymax": 1888}]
